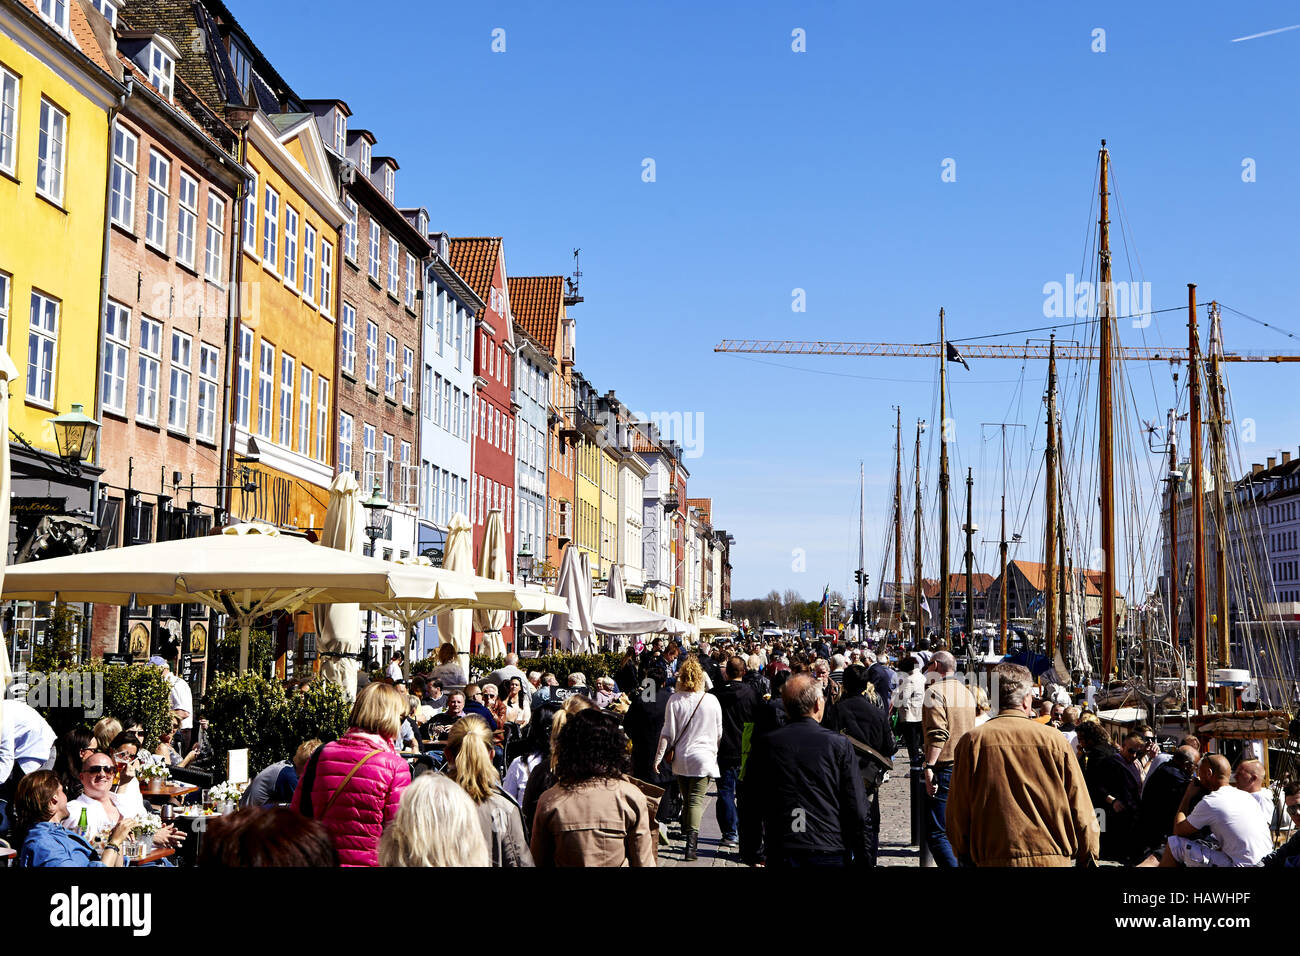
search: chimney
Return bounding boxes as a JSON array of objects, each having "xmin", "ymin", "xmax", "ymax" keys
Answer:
[
  {"xmin": 1285, "ymin": 452, "xmax": 1293, "ymax": 465},
  {"xmin": 1252, "ymin": 463, "xmax": 1263, "ymax": 476},
  {"xmin": 1268, "ymin": 457, "xmax": 1277, "ymax": 470}
]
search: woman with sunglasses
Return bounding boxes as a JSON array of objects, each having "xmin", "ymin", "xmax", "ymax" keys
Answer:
[
  {"xmin": 13, "ymin": 771, "xmax": 133, "ymax": 867},
  {"xmin": 480, "ymin": 683, "xmax": 508, "ymax": 730},
  {"xmin": 63, "ymin": 748, "xmax": 185, "ymax": 852}
]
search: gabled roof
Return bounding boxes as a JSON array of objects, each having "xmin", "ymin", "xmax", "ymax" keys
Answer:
[
  {"xmin": 16, "ymin": 0, "xmax": 116, "ymax": 75},
  {"xmin": 448, "ymin": 238, "xmax": 503, "ymax": 305},
  {"xmin": 1004, "ymin": 560, "xmax": 1120, "ymax": 598},
  {"xmin": 508, "ymin": 275, "xmax": 564, "ymax": 351}
]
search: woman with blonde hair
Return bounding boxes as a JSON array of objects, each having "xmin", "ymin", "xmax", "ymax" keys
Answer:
[
  {"xmin": 520, "ymin": 694, "xmax": 595, "ymax": 831},
  {"xmin": 445, "ymin": 716, "xmax": 533, "ymax": 866},
  {"xmin": 972, "ymin": 685, "xmax": 992, "ymax": 726},
  {"xmin": 92, "ymin": 717, "xmax": 122, "ymax": 752},
  {"xmin": 654, "ymin": 654, "xmax": 722, "ymax": 861},
  {"xmin": 378, "ymin": 773, "xmax": 489, "ymax": 867},
  {"xmin": 291, "ymin": 681, "xmax": 412, "ymax": 866}
]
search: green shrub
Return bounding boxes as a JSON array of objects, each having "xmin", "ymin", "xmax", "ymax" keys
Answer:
[
  {"xmin": 30, "ymin": 604, "xmax": 82, "ymax": 671},
  {"xmin": 469, "ymin": 651, "xmax": 625, "ymax": 682},
  {"xmin": 213, "ymin": 627, "xmax": 274, "ymax": 679},
  {"xmin": 201, "ymin": 672, "xmax": 350, "ymax": 782},
  {"xmin": 27, "ymin": 660, "xmax": 173, "ymax": 748}
]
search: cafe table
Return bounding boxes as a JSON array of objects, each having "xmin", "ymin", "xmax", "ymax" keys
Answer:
[
  {"xmin": 141, "ymin": 782, "xmax": 200, "ymax": 801},
  {"xmin": 130, "ymin": 847, "xmax": 175, "ymax": 866}
]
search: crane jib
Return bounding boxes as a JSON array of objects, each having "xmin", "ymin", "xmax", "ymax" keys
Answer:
[{"xmin": 713, "ymin": 341, "xmax": 1300, "ymax": 362}]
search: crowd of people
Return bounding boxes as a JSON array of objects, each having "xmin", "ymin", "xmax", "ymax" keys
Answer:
[{"xmin": 4, "ymin": 634, "xmax": 1298, "ymax": 869}]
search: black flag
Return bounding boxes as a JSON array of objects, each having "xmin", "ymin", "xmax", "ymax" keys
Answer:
[{"xmin": 945, "ymin": 341, "xmax": 970, "ymax": 370}]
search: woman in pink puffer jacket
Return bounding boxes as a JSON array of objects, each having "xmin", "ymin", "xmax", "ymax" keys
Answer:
[{"xmin": 292, "ymin": 682, "xmax": 412, "ymax": 866}]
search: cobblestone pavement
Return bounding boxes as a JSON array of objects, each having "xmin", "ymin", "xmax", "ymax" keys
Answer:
[{"xmin": 657, "ymin": 754, "xmax": 918, "ymax": 868}]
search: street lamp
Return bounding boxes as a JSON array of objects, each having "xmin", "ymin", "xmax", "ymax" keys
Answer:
[
  {"xmin": 48, "ymin": 404, "xmax": 101, "ymax": 476},
  {"xmin": 361, "ymin": 481, "xmax": 389, "ymax": 671},
  {"xmin": 516, "ymin": 542, "xmax": 534, "ymax": 652}
]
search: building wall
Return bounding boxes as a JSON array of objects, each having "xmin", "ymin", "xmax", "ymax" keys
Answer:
[
  {"xmin": 575, "ymin": 434, "xmax": 600, "ymax": 566},
  {"xmin": 514, "ymin": 343, "xmax": 549, "ymax": 561},
  {"xmin": 599, "ymin": 446, "xmax": 617, "ymax": 582},
  {"xmin": 617, "ymin": 459, "xmax": 644, "ymax": 589},
  {"xmin": 545, "ymin": 315, "xmax": 574, "ymax": 572}
]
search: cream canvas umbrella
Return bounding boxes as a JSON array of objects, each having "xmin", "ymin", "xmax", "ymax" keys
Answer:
[
  {"xmin": 3, "ymin": 523, "xmax": 444, "ymax": 674},
  {"xmin": 474, "ymin": 511, "xmax": 509, "ymax": 658},
  {"xmin": 436, "ymin": 513, "xmax": 475, "ymax": 680},
  {"xmin": 697, "ymin": 613, "xmax": 737, "ymax": 636},
  {"xmin": 670, "ymin": 587, "xmax": 691, "ymax": 637},
  {"xmin": 545, "ymin": 546, "xmax": 596, "ymax": 653},
  {"xmin": 314, "ymin": 473, "xmax": 364, "ymax": 699},
  {"xmin": 0, "ymin": 348, "xmax": 17, "ymax": 722}
]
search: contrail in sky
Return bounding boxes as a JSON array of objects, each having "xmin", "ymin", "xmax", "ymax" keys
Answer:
[{"xmin": 1231, "ymin": 23, "xmax": 1300, "ymax": 42}]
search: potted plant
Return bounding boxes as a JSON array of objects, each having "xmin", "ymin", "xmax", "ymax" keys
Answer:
[
  {"xmin": 137, "ymin": 762, "xmax": 172, "ymax": 789},
  {"xmin": 209, "ymin": 780, "xmax": 245, "ymax": 814}
]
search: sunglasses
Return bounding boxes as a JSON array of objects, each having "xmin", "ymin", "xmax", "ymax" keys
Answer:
[
  {"xmin": 484, "ymin": 693, "xmax": 497, "ymax": 700},
  {"xmin": 83, "ymin": 766, "xmax": 114, "ymax": 776}
]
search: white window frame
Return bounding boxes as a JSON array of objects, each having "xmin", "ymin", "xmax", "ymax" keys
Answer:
[
  {"xmin": 341, "ymin": 302, "xmax": 356, "ymax": 376},
  {"xmin": 91, "ymin": 0, "xmax": 117, "ymax": 27},
  {"xmin": 405, "ymin": 253, "xmax": 416, "ymax": 311},
  {"xmin": 282, "ymin": 205, "xmax": 298, "ymax": 288},
  {"xmin": 360, "ymin": 139, "xmax": 371, "ymax": 176},
  {"xmin": 368, "ymin": 221, "xmax": 380, "ymax": 281},
  {"xmin": 257, "ymin": 339, "xmax": 274, "ymax": 439},
  {"xmin": 402, "ymin": 346, "xmax": 414, "ymax": 407},
  {"xmin": 339, "ymin": 412, "xmax": 353, "ymax": 475},
  {"xmin": 101, "ymin": 299, "xmax": 130, "ymax": 415},
  {"xmin": 422, "ymin": 366, "xmax": 434, "ymax": 421},
  {"xmin": 362, "ymin": 424, "xmax": 377, "ymax": 492},
  {"xmin": 333, "ymin": 110, "xmax": 347, "ymax": 154},
  {"xmin": 135, "ymin": 316, "xmax": 162, "ymax": 424},
  {"xmin": 399, "ymin": 440, "xmax": 413, "ymax": 506},
  {"xmin": 384, "ymin": 333, "xmax": 397, "ymax": 398},
  {"xmin": 35, "ymin": 97, "xmax": 67, "ymax": 205},
  {"xmin": 176, "ymin": 171, "xmax": 198, "ymax": 268},
  {"xmin": 235, "ymin": 327, "xmax": 252, "ymax": 427},
  {"xmin": 145, "ymin": 149, "xmax": 169, "ymax": 252},
  {"xmin": 243, "ymin": 171, "xmax": 258, "ymax": 254},
  {"xmin": 167, "ymin": 329, "xmax": 192, "ymax": 433},
  {"xmin": 443, "ymin": 380, "xmax": 452, "ymax": 434},
  {"xmin": 383, "ymin": 433, "xmax": 395, "ymax": 499},
  {"xmin": 148, "ymin": 44, "xmax": 175, "ymax": 102},
  {"xmin": 387, "ymin": 237, "xmax": 399, "ymax": 294},
  {"xmin": 37, "ymin": 0, "xmax": 68, "ymax": 35},
  {"xmin": 0, "ymin": 68, "xmax": 16, "ymax": 177},
  {"xmin": 365, "ymin": 320, "xmax": 378, "ymax": 387},
  {"xmin": 297, "ymin": 364, "xmax": 312, "ymax": 455},
  {"xmin": 278, "ymin": 352, "xmax": 295, "ymax": 447},
  {"xmin": 262, "ymin": 184, "xmax": 279, "ymax": 271},
  {"xmin": 315, "ymin": 375, "xmax": 329, "ymax": 462},
  {"xmin": 302, "ymin": 223, "xmax": 317, "ymax": 303},
  {"xmin": 109, "ymin": 123, "xmax": 136, "ymax": 230},
  {"xmin": 344, "ymin": 196, "xmax": 358, "ymax": 262},
  {"xmin": 204, "ymin": 190, "xmax": 226, "ymax": 282},
  {"xmin": 197, "ymin": 342, "xmax": 219, "ymax": 442},
  {"xmin": 319, "ymin": 239, "xmax": 334, "ymax": 316},
  {"xmin": 384, "ymin": 166, "xmax": 394, "ymax": 203}
]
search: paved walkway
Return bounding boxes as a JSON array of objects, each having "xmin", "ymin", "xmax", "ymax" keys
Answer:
[{"xmin": 657, "ymin": 754, "xmax": 919, "ymax": 867}]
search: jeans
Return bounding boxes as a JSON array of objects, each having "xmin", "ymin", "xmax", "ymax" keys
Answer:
[
  {"xmin": 677, "ymin": 776, "xmax": 710, "ymax": 834},
  {"xmin": 776, "ymin": 850, "xmax": 846, "ymax": 867},
  {"xmin": 863, "ymin": 788, "xmax": 879, "ymax": 866},
  {"xmin": 924, "ymin": 764, "xmax": 959, "ymax": 868},
  {"xmin": 900, "ymin": 722, "xmax": 923, "ymax": 767},
  {"xmin": 715, "ymin": 765, "xmax": 740, "ymax": 840}
]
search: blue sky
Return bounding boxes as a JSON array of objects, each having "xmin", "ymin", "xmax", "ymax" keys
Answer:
[{"xmin": 236, "ymin": 1, "xmax": 1300, "ymax": 603}]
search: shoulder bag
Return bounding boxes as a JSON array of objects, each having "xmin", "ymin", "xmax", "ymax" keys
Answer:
[{"xmin": 664, "ymin": 693, "xmax": 705, "ymax": 766}]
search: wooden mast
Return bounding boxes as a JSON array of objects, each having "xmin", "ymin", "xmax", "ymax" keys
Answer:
[
  {"xmin": 999, "ymin": 462, "xmax": 1008, "ymax": 655},
  {"xmin": 1188, "ymin": 283, "xmax": 1209, "ymax": 712},
  {"xmin": 965, "ymin": 467, "xmax": 975, "ymax": 646},
  {"xmin": 914, "ymin": 419, "xmax": 925, "ymax": 647},
  {"xmin": 894, "ymin": 407, "xmax": 903, "ymax": 640},
  {"xmin": 1045, "ymin": 336, "xmax": 1059, "ymax": 660},
  {"xmin": 939, "ymin": 308, "xmax": 951, "ymax": 648},
  {"xmin": 1208, "ymin": 302, "xmax": 1230, "ymax": 672},
  {"xmin": 1057, "ymin": 467, "xmax": 1068, "ymax": 658},
  {"xmin": 1098, "ymin": 141, "xmax": 1118, "ymax": 681},
  {"xmin": 1168, "ymin": 407, "xmax": 1179, "ymax": 651}
]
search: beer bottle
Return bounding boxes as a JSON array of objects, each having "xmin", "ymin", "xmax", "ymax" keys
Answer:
[{"xmin": 77, "ymin": 807, "xmax": 88, "ymax": 837}]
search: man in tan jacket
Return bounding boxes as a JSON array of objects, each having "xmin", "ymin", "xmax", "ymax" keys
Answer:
[
  {"xmin": 921, "ymin": 650, "xmax": 976, "ymax": 867},
  {"xmin": 947, "ymin": 663, "xmax": 1099, "ymax": 867}
]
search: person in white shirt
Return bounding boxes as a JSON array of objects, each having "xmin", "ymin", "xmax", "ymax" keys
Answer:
[
  {"xmin": 1233, "ymin": 759, "xmax": 1276, "ymax": 821},
  {"xmin": 386, "ymin": 652, "xmax": 405, "ymax": 683},
  {"xmin": 653, "ymin": 655, "xmax": 722, "ymax": 861},
  {"xmin": 1158, "ymin": 754, "xmax": 1273, "ymax": 867},
  {"xmin": 1, "ymin": 695, "xmax": 58, "ymax": 786},
  {"xmin": 151, "ymin": 656, "xmax": 193, "ymax": 751},
  {"xmin": 63, "ymin": 748, "xmax": 183, "ymax": 851}
]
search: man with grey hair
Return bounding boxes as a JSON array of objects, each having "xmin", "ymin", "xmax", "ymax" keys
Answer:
[
  {"xmin": 921, "ymin": 650, "xmax": 976, "ymax": 867},
  {"xmin": 487, "ymin": 653, "xmax": 530, "ymax": 694},
  {"xmin": 947, "ymin": 663, "xmax": 1098, "ymax": 866},
  {"xmin": 739, "ymin": 673, "xmax": 868, "ymax": 866}
]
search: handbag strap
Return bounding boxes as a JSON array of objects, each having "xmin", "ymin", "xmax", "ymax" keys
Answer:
[
  {"xmin": 319, "ymin": 749, "xmax": 386, "ymax": 819},
  {"xmin": 670, "ymin": 692, "xmax": 706, "ymax": 752}
]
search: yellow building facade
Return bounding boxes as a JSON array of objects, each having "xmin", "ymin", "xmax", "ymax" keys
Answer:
[
  {"xmin": 228, "ymin": 112, "xmax": 347, "ymax": 532},
  {"xmin": 575, "ymin": 434, "xmax": 600, "ymax": 569},
  {"xmin": 598, "ymin": 445, "xmax": 618, "ymax": 581}
]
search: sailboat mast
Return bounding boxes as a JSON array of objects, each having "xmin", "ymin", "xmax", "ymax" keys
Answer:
[
  {"xmin": 1208, "ymin": 302, "xmax": 1230, "ymax": 671},
  {"xmin": 939, "ymin": 308, "xmax": 951, "ymax": 648},
  {"xmin": 1189, "ymin": 283, "xmax": 1209, "ymax": 712},
  {"xmin": 894, "ymin": 407, "xmax": 903, "ymax": 642},
  {"xmin": 1098, "ymin": 140, "xmax": 1118, "ymax": 682},
  {"xmin": 965, "ymin": 468, "xmax": 975, "ymax": 645},
  {"xmin": 859, "ymin": 460, "xmax": 866, "ymax": 634},
  {"xmin": 1168, "ymin": 408, "xmax": 1179, "ymax": 651},
  {"xmin": 914, "ymin": 420, "xmax": 925, "ymax": 647},
  {"xmin": 1045, "ymin": 336, "xmax": 1059, "ymax": 660},
  {"xmin": 1000, "ymin": 476, "xmax": 1008, "ymax": 654},
  {"xmin": 1057, "ymin": 467, "xmax": 1068, "ymax": 658}
]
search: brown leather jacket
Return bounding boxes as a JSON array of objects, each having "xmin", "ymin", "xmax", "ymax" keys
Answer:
[
  {"xmin": 529, "ymin": 776, "xmax": 657, "ymax": 867},
  {"xmin": 922, "ymin": 676, "xmax": 976, "ymax": 763}
]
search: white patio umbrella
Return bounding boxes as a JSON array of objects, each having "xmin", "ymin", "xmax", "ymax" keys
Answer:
[
  {"xmin": 436, "ymin": 513, "xmax": 474, "ymax": 680},
  {"xmin": 3, "ymin": 522, "xmax": 443, "ymax": 674},
  {"xmin": 474, "ymin": 511, "xmax": 509, "ymax": 658},
  {"xmin": 605, "ymin": 564, "xmax": 625, "ymax": 602},
  {"xmin": 524, "ymin": 594, "xmax": 691, "ymax": 640},
  {"xmin": 698, "ymin": 614, "xmax": 738, "ymax": 636},
  {"xmin": 314, "ymin": 472, "xmax": 364, "ymax": 699},
  {"xmin": 670, "ymin": 587, "xmax": 691, "ymax": 638},
  {"xmin": 0, "ymin": 349, "xmax": 17, "ymax": 718},
  {"xmin": 547, "ymin": 546, "xmax": 596, "ymax": 653}
]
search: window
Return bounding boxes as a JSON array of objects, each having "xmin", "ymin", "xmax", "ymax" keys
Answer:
[
  {"xmin": 176, "ymin": 172, "xmax": 198, "ymax": 267},
  {"xmin": 443, "ymin": 381, "xmax": 452, "ymax": 434},
  {"xmin": 333, "ymin": 110, "xmax": 347, "ymax": 154},
  {"xmin": 384, "ymin": 166, "xmax": 394, "ymax": 203},
  {"xmin": 319, "ymin": 239, "xmax": 334, "ymax": 315},
  {"xmin": 243, "ymin": 172, "xmax": 258, "ymax": 253},
  {"xmin": 148, "ymin": 43, "xmax": 175, "ymax": 102},
  {"xmin": 387, "ymin": 237, "xmax": 399, "ymax": 294},
  {"xmin": 368, "ymin": 222, "xmax": 380, "ymax": 281},
  {"xmin": 399, "ymin": 441, "xmax": 412, "ymax": 504},
  {"xmin": 37, "ymin": 0, "xmax": 68, "ymax": 33},
  {"xmin": 167, "ymin": 330, "xmax": 191, "ymax": 431},
  {"xmin": 145, "ymin": 149, "xmax": 169, "ymax": 250},
  {"xmin": 204, "ymin": 192, "xmax": 226, "ymax": 282},
  {"xmin": 315, "ymin": 376, "xmax": 329, "ymax": 462},
  {"xmin": 402, "ymin": 347, "xmax": 414, "ymax": 407},
  {"xmin": 197, "ymin": 343, "xmax": 219, "ymax": 442},
  {"xmin": 283, "ymin": 205, "xmax": 298, "ymax": 286},
  {"xmin": 363, "ymin": 425, "xmax": 377, "ymax": 490},
  {"xmin": 34, "ymin": 97, "xmax": 66, "ymax": 203},
  {"xmin": 90, "ymin": 0, "xmax": 117, "ymax": 26},
  {"xmin": 236, "ymin": 327, "xmax": 252, "ymax": 427},
  {"xmin": 136, "ymin": 317, "xmax": 162, "ymax": 422},
  {"xmin": 262, "ymin": 185, "xmax": 279, "ymax": 268},
  {"xmin": 257, "ymin": 340, "xmax": 274, "ymax": 439},
  {"xmin": 360, "ymin": 139, "xmax": 371, "ymax": 176},
  {"xmin": 384, "ymin": 334, "xmax": 397, "ymax": 398},
  {"xmin": 341, "ymin": 303, "xmax": 356, "ymax": 375},
  {"xmin": 424, "ymin": 368, "xmax": 435, "ymax": 421},
  {"xmin": 303, "ymin": 224, "xmax": 317, "ymax": 301},
  {"xmin": 109, "ymin": 124, "xmax": 136, "ymax": 229},
  {"xmin": 298, "ymin": 365, "xmax": 312, "ymax": 454},
  {"xmin": 431, "ymin": 373, "xmax": 444, "ymax": 426},
  {"xmin": 365, "ymin": 320, "xmax": 378, "ymax": 387},
  {"xmin": 405, "ymin": 253, "xmax": 416, "ymax": 310},
  {"xmin": 344, "ymin": 196, "xmax": 358, "ymax": 262},
  {"xmin": 339, "ymin": 412, "xmax": 353, "ymax": 475},
  {"xmin": 229, "ymin": 41, "xmax": 251, "ymax": 99},
  {"xmin": 278, "ymin": 353, "xmax": 294, "ymax": 446},
  {"xmin": 101, "ymin": 300, "xmax": 130, "ymax": 414},
  {"xmin": 460, "ymin": 389, "xmax": 469, "ymax": 439}
]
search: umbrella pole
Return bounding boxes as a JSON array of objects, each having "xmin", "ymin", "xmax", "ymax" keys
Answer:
[{"xmin": 239, "ymin": 619, "xmax": 250, "ymax": 674}]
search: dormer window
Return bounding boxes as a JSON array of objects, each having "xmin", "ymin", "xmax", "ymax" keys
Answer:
[
  {"xmin": 417, "ymin": 211, "xmax": 428, "ymax": 235},
  {"xmin": 384, "ymin": 166, "xmax": 394, "ymax": 203},
  {"xmin": 333, "ymin": 110, "xmax": 347, "ymax": 154},
  {"xmin": 37, "ymin": 0, "xmax": 69, "ymax": 33},
  {"xmin": 91, "ymin": 0, "xmax": 118, "ymax": 27},
  {"xmin": 360, "ymin": 140, "xmax": 371, "ymax": 177},
  {"xmin": 229, "ymin": 42, "xmax": 252, "ymax": 99},
  {"xmin": 149, "ymin": 44, "xmax": 176, "ymax": 102}
]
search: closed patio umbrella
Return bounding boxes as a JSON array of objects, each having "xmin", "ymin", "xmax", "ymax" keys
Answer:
[
  {"xmin": 546, "ymin": 546, "xmax": 596, "ymax": 653},
  {"xmin": 0, "ymin": 349, "xmax": 16, "ymax": 714},
  {"xmin": 436, "ymin": 513, "xmax": 474, "ymax": 680},
  {"xmin": 474, "ymin": 511, "xmax": 509, "ymax": 658},
  {"xmin": 314, "ymin": 472, "xmax": 364, "ymax": 699}
]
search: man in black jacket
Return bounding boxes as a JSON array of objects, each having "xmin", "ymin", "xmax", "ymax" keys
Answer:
[
  {"xmin": 623, "ymin": 664, "xmax": 678, "ymax": 825},
  {"xmin": 739, "ymin": 673, "xmax": 868, "ymax": 867},
  {"xmin": 825, "ymin": 664, "xmax": 897, "ymax": 866},
  {"xmin": 714, "ymin": 655, "xmax": 760, "ymax": 850},
  {"xmin": 1137, "ymin": 744, "xmax": 1197, "ymax": 858}
]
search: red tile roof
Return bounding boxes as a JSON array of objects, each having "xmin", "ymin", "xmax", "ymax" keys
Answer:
[
  {"xmin": 630, "ymin": 433, "xmax": 660, "ymax": 455},
  {"xmin": 448, "ymin": 237, "xmax": 502, "ymax": 306},
  {"xmin": 20, "ymin": 0, "xmax": 116, "ymax": 74},
  {"xmin": 508, "ymin": 275, "xmax": 564, "ymax": 351}
]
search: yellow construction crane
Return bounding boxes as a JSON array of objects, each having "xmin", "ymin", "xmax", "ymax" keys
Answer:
[{"xmin": 714, "ymin": 340, "xmax": 1300, "ymax": 363}]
